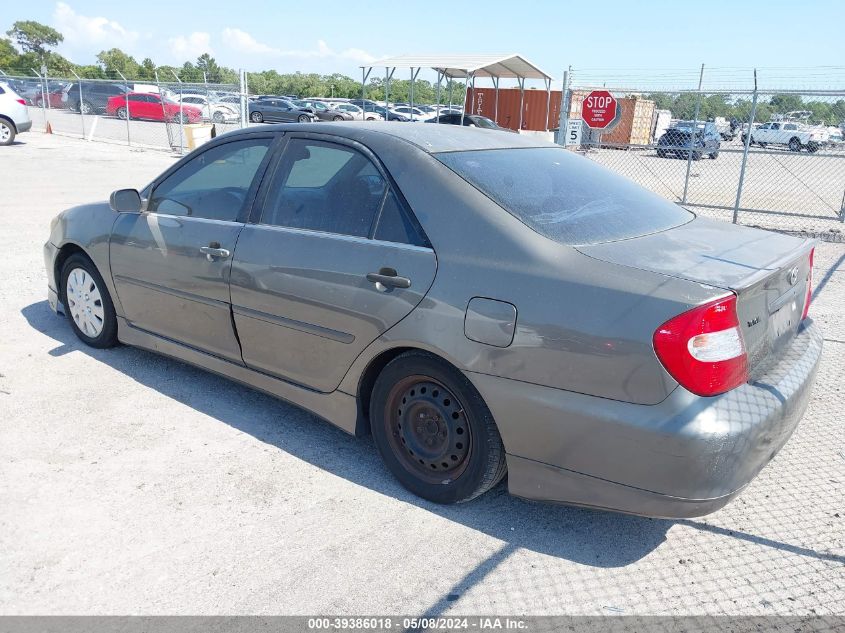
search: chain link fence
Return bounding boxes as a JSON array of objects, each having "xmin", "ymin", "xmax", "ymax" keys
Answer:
[
  {"xmin": 0, "ymin": 68, "xmax": 247, "ymax": 153},
  {"xmin": 560, "ymin": 69, "xmax": 845, "ymax": 240}
]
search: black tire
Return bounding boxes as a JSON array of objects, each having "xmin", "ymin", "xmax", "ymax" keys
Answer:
[
  {"xmin": 297, "ymin": 114, "xmax": 310, "ymax": 123},
  {"xmin": 212, "ymin": 111, "xmax": 225, "ymax": 123},
  {"xmin": 333, "ymin": 115, "xmax": 344, "ymax": 121},
  {"xmin": 656, "ymin": 149, "xmax": 666, "ymax": 158},
  {"xmin": 710, "ymin": 151, "xmax": 719, "ymax": 159},
  {"xmin": 250, "ymin": 111, "xmax": 263, "ymax": 123},
  {"xmin": 0, "ymin": 119, "xmax": 16, "ymax": 146},
  {"xmin": 60, "ymin": 253, "xmax": 118, "ymax": 349},
  {"xmin": 80, "ymin": 100, "xmax": 94, "ymax": 115},
  {"xmin": 758, "ymin": 141, "xmax": 767, "ymax": 148},
  {"xmin": 788, "ymin": 137, "xmax": 802, "ymax": 152},
  {"xmin": 692, "ymin": 151, "xmax": 702, "ymax": 161},
  {"xmin": 370, "ymin": 351, "xmax": 507, "ymax": 504},
  {"xmin": 116, "ymin": 106, "xmax": 127, "ymax": 120},
  {"xmin": 807, "ymin": 141, "xmax": 819, "ymax": 153}
]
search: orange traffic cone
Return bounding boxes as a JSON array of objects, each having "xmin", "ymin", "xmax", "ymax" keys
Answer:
[{"xmin": 45, "ymin": 121, "xmax": 53, "ymax": 134}]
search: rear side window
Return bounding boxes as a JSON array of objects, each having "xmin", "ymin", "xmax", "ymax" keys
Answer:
[
  {"xmin": 261, "ymin": 139, "xmax": 386, "ymax": 237},
  {"xmin": 436, "ymin": 147, "xmax": 692, "ymax": 245},
  {"xmin": 374, "ymin": 192, "xmax": 429, "ymax": 247}
]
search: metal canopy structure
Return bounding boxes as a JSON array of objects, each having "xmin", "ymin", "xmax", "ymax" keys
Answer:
[{"xmin": 361, "ymin": 54, "xmax": 555, "ymax": 130}]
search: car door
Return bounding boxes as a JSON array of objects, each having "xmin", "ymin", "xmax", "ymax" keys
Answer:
[
  {"xmin": 110, "ymin": 134, "xmax": 277, "ymax": 361},
  {"xmin": 229, "ymin": 134, "xmax": 437, "ymax": 392}
]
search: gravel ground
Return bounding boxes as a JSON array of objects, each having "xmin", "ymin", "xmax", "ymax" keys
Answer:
[{"xmin": 1, "ymin": 132, "xmax": 843, "ymax": 616}]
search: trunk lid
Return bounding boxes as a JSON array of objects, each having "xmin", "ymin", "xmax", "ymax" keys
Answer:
[{"xmin": 577, "ymin": 217, "xmax": 815, "ymax": 377}]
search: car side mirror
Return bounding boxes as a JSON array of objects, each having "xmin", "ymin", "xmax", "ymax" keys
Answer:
[{"xmin": 109, "ymin": 188, "xmax": 142, "ymax": 213}]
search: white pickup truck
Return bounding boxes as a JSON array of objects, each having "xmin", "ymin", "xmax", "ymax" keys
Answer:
[{"xmin": 743, "ymin": 120, "xmax": 828, "ymax": 153}]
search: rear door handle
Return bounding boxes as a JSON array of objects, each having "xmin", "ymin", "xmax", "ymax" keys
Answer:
[
  {"xmin": 200, "ymin": 242, "xmax": 231, "ymax": 260},
  {"xmin": 367, "ymin": 267, "xmax": 411, "ymax": 290}
]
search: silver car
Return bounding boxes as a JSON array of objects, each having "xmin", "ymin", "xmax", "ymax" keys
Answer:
[
  {"xmin": 0, "ymin": 82, "xmax": 32, "ymax": 145},
  {"xmin": 44, "ymin": 123, "xmax": 822, "ymax": 517}
]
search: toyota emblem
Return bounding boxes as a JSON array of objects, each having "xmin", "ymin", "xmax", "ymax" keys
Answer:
[{"xmin": 787, "ymin": 266, "xmax": 799, "ymax": 286}]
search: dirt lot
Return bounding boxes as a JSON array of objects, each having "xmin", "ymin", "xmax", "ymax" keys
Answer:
[{"xmin": 1, "ymin": 132, "xmax": 843, "ymax": 616}]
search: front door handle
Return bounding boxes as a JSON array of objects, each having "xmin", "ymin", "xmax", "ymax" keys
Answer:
[
  {"xmin": 366, "ymin": 267, "xmax": 411, "ymax": 290},
  {"xmin": 200, "ymin": 242, "xmax": 231, "ymax": 260}
]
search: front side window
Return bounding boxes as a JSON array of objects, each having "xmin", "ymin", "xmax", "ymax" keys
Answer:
[
  {"xmin": 260, "ymin": 139, "xmax": 386, "ymax": 237},
  {"xmin": 149, "ymin": 138, "xmax": 272, "ymax": 221},
  {"xmin": 436, "ymin": 147, "xmax": 692, "ymax": 246}
]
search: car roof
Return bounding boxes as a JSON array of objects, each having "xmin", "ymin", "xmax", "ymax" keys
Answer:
[{"xmin": 226, "ymin": 121, "xmax": 551, "ymax": 153}]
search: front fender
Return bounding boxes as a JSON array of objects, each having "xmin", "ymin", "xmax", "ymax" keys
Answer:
[{"xmin": 49, "ymin": 202, "xmax": 124, "ymax": 316}]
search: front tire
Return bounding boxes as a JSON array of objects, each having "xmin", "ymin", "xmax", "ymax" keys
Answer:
[
  {"xmin": 297, "ymin": 114, "xmax": 310, "ymax": 123},
  {"xmin": 116, "ymin": 107, "xmax": 127, "ymax": 120},
  {"xmin": 250, "ymin": 111, "xmax": 264, "ymax": 123},
  {"xmin": 0, "ymin": 119, "xmax": 15, "ymax": 145},
  {"xmin": 370, "ymin": 351, "xmax": 507, "ymax": 504},
  {"xmin": 80, "ymin": 100, "xmax": 94, "ymax": 115},
  {"xmin": 333, "ymin": 115, "xmax": 344, "ymax": 121},
  {"xmin": 788, "ymin": 137, "xmax": 802, "ymax": 152},
  {"xmin": 61, "ymin": 254, "xmax": 118, "ymax": 348},
  {"xmin": 807, "ymin": 141, "xmax": 819, "ymax": 153}
]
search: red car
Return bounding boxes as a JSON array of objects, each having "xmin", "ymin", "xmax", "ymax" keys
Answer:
[
  {"xmin": 34, "ymin": 88, "xmax": 68, "ymax": 109},
  {"xmin": 105, "ymin": 92, "xmax": 202, "ymax": 123}
]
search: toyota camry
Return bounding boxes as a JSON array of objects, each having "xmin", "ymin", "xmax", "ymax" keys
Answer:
[{"xmin": 44, "ymin": 123, "xmax": 822, "ymax": 518}]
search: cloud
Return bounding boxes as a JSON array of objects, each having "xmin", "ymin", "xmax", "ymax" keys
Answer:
[
  {"xmin": 53, "ymin": 2, "xmax": 139, "ymax": 51},
  {"xmin": 220, "ymin": 28, "xmax": 375, "ymax": 64},
  {"xmin": 168, "ymin": 32, "xmax": 213, "ymax": 59}
]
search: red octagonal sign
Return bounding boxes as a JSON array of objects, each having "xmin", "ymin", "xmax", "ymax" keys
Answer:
[{"xmin": 582, "ymin": 90, "xmax": 617, "ymax": 129}]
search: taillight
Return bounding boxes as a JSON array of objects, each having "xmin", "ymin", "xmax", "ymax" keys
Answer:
[
  {"xmin": 17, "ymin": 98, "xmax": 26, "ymax": 105},
  {"xmin": 653, "ymin": 294, "xmax": 748, "ymax": 397},
  {"xmin": 801, "ymin": 247, "xmax": 814, "ymax": 321}
]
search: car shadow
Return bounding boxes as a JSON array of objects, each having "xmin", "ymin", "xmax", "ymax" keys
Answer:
[{"xmin": 23, "ymin": 299, "xmax": 674, "ymax": 567}]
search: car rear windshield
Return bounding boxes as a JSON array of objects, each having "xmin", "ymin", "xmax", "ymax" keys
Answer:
[{"xmin": 435, "ymin": 147, "xmax": 693, "ymax": 245}]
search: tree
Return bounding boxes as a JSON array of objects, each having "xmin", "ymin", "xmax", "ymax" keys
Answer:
[
  {"xmin": 769, "ymin": 93, "xmax": 804, "ymax": 115},
  {"xmin": 0, "ymin": 38, "xmax": 19, "ymax": 69},
  {"xmin": 196, "ymin": 53, "xmax": 221, "ymax": 83},
  {"xmin": 6, "ymin": 21, "xmax": 63, "ymax": 64},
  {"xmin": 96, "ymin": 48, "xmax": 140, "ymax": 78}
]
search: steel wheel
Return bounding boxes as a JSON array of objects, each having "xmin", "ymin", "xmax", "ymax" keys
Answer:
[
  {"xmin": 65, "ymin": 267, "xmax": 105, "ymax": 338},
  {"xmin": 384, "ymin": 376, "xmax": 473, "ymax": 483}
]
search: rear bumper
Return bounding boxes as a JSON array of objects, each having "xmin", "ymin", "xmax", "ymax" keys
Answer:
[
  {"xmin": 470, "ymin": 320, "xmax": 823, "ymax": 518},
  {"xmin": 17, "ymin": 119, "xmax": 32, "ymax": 133}
]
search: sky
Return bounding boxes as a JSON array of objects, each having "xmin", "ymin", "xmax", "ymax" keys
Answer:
[{"xmin": 4, "ymin": 1, "xmax": 844, "ymax": 89}]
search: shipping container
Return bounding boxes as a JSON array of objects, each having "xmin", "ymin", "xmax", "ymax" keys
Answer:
[{"xmin": 464, "ymin": 87, "xmax": 561, "ymax": 132}]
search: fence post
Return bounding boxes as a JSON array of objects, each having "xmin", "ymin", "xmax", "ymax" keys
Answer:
[
  {"xmin": 681, "ymin": 64, "xmax": 705, "ymax": 204},
  {"xmin": 169, "ymin": 70, "xmax": 184, "ymax": 154},
  {"xmin": 733, "ymin": 70, "xmax": 759, "ymax": 225},
  {"xmin": 557, "ymin": 67, "xmax": 571, "ymax": 146},
  {"xmin": 32, "ymin": 68, "xmax": 48, "ymax": 129},
  {"xmin": 116, "ymin": 70, "xmax": 131, "ymax": 146},
  {"xmin": 239, "ymin": 69, "xmax": 248, "ymax": 128},
  {"xmin": 203, "ymin": 72, "xmax": 212, "ymax": 124},
  {"xmin": 70, "ymin": 69, "xmax": 84, "ymax": 139}
]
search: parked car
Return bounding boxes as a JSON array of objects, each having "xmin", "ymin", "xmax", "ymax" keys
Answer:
[
  {"xmin": 105, "ymin": 93, "xmax": 203, "ymax": 123},
  {"xmin": 292, "ymin": 99, "xmax": 353, "ymax": 121},
  {"xmin": 742, "ymin": 120, "xmax": 827, "ymax": 153},
  {"xmin": 33, "ymin": 82, "xmax": 71, "ymax": 108},
  {"xmin": 249, "ymin": 98, "xmax": 317, "ymax": 124},
  {"xmin": 0, "ymin": 81, "xmax": 32, "ymax": 145},
  {"xmin": 349, "ymin": 101, "xmax": 408, "ymax": 121},
  {"xmin": 177, "ymin": 94, "xmax": 239, "ymax": 123},
  {"xmin": 426, "ymin": 113, "xmax": 505, "ymax": 130},
  {"xmin": 390, "ymin": 106, "xmax": 430, "ymax": 121},
  {"xmin": 657, "ymin": 121, "xmax": 721, "ymax": 159},
  {"xmin": 63, "ymin": 82, "xmax": 129, "ymax": 114},
  {"xmin": 44, "ymin": 123, "xmax": 821, "ymax": 517},
  {"xmin": 324, "ymin": 102, "xmax": 383, "ymax": 121},
  {"xmin": 6, "ymin": 79, "xmax": 42, "ymax": 105}
]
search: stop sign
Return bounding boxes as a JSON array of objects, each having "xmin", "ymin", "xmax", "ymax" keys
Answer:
[{"xmin": 581, "ymin": 90, "xmax": 617, "ymax": 129}]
